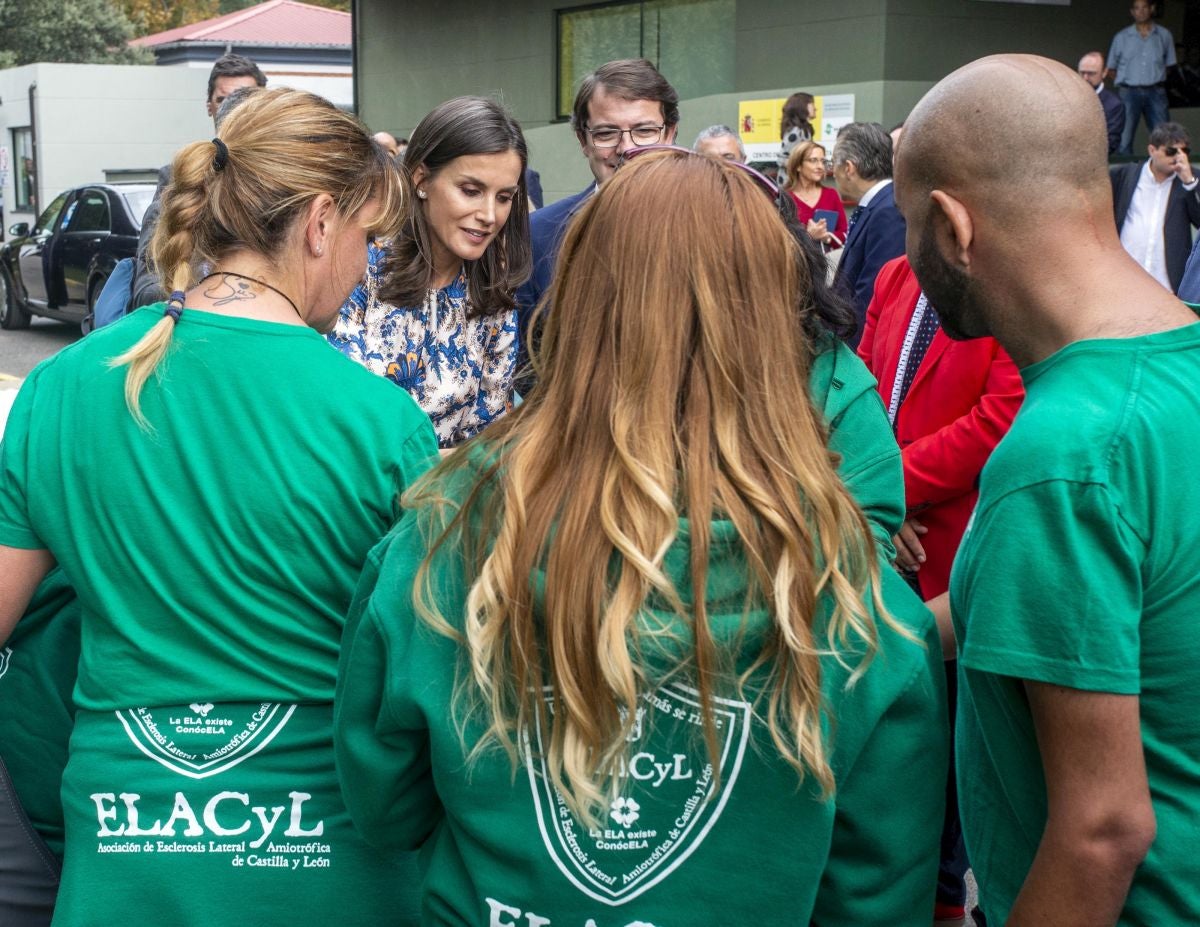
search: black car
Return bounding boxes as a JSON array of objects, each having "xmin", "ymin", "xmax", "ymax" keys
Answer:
[{"xmin": 0, "ymin": 182, "xmax": 156, "ymax": 332}]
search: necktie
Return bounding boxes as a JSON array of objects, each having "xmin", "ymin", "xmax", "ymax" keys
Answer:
[
  {"xmin": 887, "ymin": 293, "xmax": 940, "ymax": 425},
  {"xmin": 896, "ymin": 297, "xmax": 940, "ymax": 409},
  {"xmin": 847, "ymin": 205, "xmax": 862, "ymax": 234}
]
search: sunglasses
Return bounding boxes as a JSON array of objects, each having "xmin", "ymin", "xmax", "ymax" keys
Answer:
[
  {"xmin": 620, "ymin": 144, "xmax": 789, "ymax": 209},
  {"xmin": 1165, "ymin": 146, "xmax": 1191, "ymax": 157}
]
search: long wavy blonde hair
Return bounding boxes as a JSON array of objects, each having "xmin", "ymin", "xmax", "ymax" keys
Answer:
[{"xmin": 411, "ymin": 149, "xmax": 887, "ymax": 823}]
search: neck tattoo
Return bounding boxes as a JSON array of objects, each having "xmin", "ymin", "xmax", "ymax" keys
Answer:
[{"xmin": 200, "ymin": 271, "xmax": 303, "ymax": 320}]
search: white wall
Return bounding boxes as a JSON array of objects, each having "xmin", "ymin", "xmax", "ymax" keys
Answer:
[
  {"xmin": 0, "ymin": 63, "xmax": 212, "ymax": 233},
  {"xmin": 260, "ymin": 65, "xmax": 353, "ymax": 110},
  {"xmin": 176, "ymin": 58, "xmax": 353, "ymax": 109}
]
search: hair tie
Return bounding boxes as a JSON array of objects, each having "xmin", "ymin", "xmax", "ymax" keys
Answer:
[
  {"xmin": 164, "ymin": 290, "xmax": 186, "ymax": 323},
  {"xmin": 211, "ymin": 138, "xmax": 229, "ymax": 172}
]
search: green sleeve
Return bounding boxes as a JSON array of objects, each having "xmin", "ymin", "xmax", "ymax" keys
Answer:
[
  {"xmin": 812, "ymin": 599, "xmax": 947, "ymax": 926},
  {"xmin": 334, "ymin": 516, "xmax": 443, "ymax": 852},
  {"xmin": 0, "ymin": 373, "xmax": 46, "ymax": 549},
  {"xmin": 394, "ymin": 416, "xmax": 440, "ymax": 521},
  {"xmin": 956, "ymin": 479, "xmax": 1144, "ymax": 694},
  {"xmin": 818, "ymin": 344, "xmax": 905, "ymax": 561}
]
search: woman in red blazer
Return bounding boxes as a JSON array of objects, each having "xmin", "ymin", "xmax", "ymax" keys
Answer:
[{"xmin": 857, "ymin": 255, "xmax": 1024, "ymax": 601}]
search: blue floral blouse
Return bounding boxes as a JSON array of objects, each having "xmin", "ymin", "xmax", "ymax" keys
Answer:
[{"xmin": 328, "ymin": 242, "xmax": 518, "ymax": 448}]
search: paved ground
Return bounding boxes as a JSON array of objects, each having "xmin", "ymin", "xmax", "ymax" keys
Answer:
[{"xmin": 0, "ymin": 316, "xmax": 81, "ymax": 380}]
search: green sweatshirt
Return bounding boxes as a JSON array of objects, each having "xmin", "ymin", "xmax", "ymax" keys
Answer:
[
  {"xmin": 335, "ymin": 479, "xmax": 946, "ymax": 925},
  {"xmin": 810, "ymin": 333, "xmax": 905, "ymax": 559},
  {"xmin": 0, "ymin": 568, "xmax": 79, "ymax": 859}
]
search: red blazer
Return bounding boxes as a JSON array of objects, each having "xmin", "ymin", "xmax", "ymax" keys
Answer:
[{"xmin": 857, "ymin": 256, "xmax": 1024, "ymax": 599}]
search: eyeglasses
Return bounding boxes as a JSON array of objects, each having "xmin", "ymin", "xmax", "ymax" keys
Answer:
[
  {"xmin": 1166, "ymin": 145, "xmax": 1192, "ymax": 157},
  {"xmin": 621, "ymin": 144, "xmax": 789, "ymax": 210},
  {"xmin": 586, "ymin": 124, "xmax": 667, "ymax": 150},
  {"xmin": 803, "ymin": 156, "xmax": 833, "ymax": 168}
]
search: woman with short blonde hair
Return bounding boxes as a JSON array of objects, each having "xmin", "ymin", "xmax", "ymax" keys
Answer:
[{"xmin": 335, "ymin": 149, "xmax": 947, "ymax": 924}]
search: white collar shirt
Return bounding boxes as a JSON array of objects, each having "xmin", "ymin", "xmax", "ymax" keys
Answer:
[
  {"xmin": 857, "ymin": 178, "xmax": 892, "ymax": 211},
  {"xmin": 1120, "ymin": 161, "xmax": 1187, "ymax": 290}
]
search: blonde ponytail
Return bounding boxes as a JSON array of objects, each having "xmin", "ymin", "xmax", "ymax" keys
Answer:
[{"xmin": 108, "ymin": 88, "xmax": 406, "ymax": 428}]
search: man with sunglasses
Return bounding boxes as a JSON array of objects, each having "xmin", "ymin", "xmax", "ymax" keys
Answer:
[
  {"xmin": 1111, "ymin": 121, "xmax": 1200, "ymax": 294},
  {"xmin": 515, "ymin": 59, "xmax": 678, "ymax": 387}
]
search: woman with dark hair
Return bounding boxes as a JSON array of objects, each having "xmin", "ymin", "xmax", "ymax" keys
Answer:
[
  {"xmin": 0, "ymin": 88, "xmax": 436, "ymax": 925},
  {"xmin": 782, "ymin": 92, "xmax": 816, "ymax": 147},
  {"xmin": 334, "ymin": 149, "xmax": 945, "ymax": 924},
  {"xmin": 778, "ymin": 91, "xmax": 817, "ymax": 186},
  {"xmin": 329, "ymin": 96, "xmax": 531, "ymax": 448}
]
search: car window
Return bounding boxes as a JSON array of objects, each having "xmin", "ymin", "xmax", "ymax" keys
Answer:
[
  {"xmin": 122, "ymin": 189, "xmax": 155, "ymax": 228},
  {"xmin": 68, "ymin": 190, "xmax": 111, "ymax": 234},
  {"xmin": 33, "ymin": 191, "xmax": 69, "ymax": 235}
]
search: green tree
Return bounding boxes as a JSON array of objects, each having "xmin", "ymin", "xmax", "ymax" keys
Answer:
[
  {"xmin": 0, "ymin": 0, "xmax": 153, "ymax": 67},
  {"xmin": 119, "ymin": 0, "xmax": 219, "ymax": 37}
]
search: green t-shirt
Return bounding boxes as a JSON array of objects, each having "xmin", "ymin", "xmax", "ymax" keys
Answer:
[
  {"xmin": 0, "ymin": 306, "xmax": 437, "ymax": 710},
  {"xmin": 334, "ymin": 471, "xmax": 946, "ymax": 924},
  {"xmin": 0, "ymin": 567, "xmax": 79, "ymax": 858},
  {"xmin": 810, "ymin": 334, "xmax": 905, "ymax": 560},
  {"xmin": 951, "ymin": 323, "xmax": 1200, "ymax": 924}
]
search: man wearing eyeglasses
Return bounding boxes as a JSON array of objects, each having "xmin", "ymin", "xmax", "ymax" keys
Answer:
[
  {"xmin": 1077, "ymin": 51, "xmax": 1125, "ymax": 156},
  {"xmin": 1111, "ymin": 121, "xmax": 1200, "ymax": 293},
  {"xmin": 515, "ymin": 59, "xmax": 679, "ymax": 386}
]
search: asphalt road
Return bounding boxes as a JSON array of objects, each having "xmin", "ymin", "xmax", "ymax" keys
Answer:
[{"xmin": 0, "ymin": 317, "xmax": 81, "ymax": 380}]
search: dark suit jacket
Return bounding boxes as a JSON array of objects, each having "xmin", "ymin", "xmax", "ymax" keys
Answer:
[
  {"xmin": 836, "ymin": 181, "xmax": 906, "ymax": 349},
  {"xmin": 514, "ymin": 184, "xmax": 594, "ymax": 381},
  {"xmin": 1098, "ymin": 86, "xmax": 1125, "ymax": 155},
  {"xmin": 857, "ymin": 256, "xmax": 1024, "ymax": 599},
  {"xmin": 1111, "ymin": 161, "xmax": 1200, "ymax": 293},
  {"xmin": 525, "ymin": 168, "xmax": 544, "ymax": 211}
]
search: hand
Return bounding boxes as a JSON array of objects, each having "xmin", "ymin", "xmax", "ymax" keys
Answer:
[
  {"xmin": 805, "ymin": 218, "xmax": 830, "ymax": 243},
  {"xmin": 1173, "ymin": 155, "xmax": 1195, "ymax": 184},
  {"xmin": 892, "ymin": 518, "xmax": 927, "ymax": 572}
]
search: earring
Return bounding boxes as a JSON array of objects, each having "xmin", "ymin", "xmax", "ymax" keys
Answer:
[
  {"xmin": 316, "ymin": 246, "xmax": 323, "ymax": 256},
  {"xmin": 417, "ymin": 189, "xmax": 427, "ymax": 199}
]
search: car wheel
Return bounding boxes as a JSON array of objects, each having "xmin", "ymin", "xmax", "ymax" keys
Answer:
[
  {"xmin": 82, "ymin": 275, "xmax": 106, "ymax": 336},
  {"xmin": 0, "ymin": 268, "xmax": 32, "ymax": 330}
]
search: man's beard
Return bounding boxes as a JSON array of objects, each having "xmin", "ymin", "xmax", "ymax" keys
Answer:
[{"xmin": 912, "ymin": 220, "xmax": 990, "ymax": 341}]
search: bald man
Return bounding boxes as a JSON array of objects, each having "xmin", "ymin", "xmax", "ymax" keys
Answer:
[
  {"xmin": 897, "ymin": 54, "xmax": 1200, "ymax": 926},
  {"xmin": 372, "ymin": 131, "xmax": 401, "ymax": 158}
]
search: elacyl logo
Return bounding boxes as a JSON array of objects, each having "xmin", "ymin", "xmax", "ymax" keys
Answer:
[
  {"xmin": 116, "ymin": 702, "xmax": 295, "ymax": 779},
  {"xmin": 0, "ymin": 646, "xmax": 11, "ymax": 681},
  {"xmin": 525, "ymin": 682, "xmax": 752, "ymax": 906}
]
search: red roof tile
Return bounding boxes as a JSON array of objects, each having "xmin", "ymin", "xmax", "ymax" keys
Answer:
[{"xmin": 130, "ymin": 0, "xmax": 350, "ymax": 48}]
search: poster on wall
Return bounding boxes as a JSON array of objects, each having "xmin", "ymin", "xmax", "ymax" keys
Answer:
[{"xmin": 738, "ymin": 94, "xmax": 856, "ymax": 163}]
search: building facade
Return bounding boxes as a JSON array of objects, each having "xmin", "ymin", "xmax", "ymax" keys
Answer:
[
  {"xmin": 0, "ymin": 63, "xmax": 212, "ymax": 234},
  {"xmin": 354, "ymin": 0, "xmax": 1194, "ymax": 203}
]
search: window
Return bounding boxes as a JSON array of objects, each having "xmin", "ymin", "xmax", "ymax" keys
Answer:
[
  {"xmin": 12, "ymin": 127, "xmax": 34, "ymax": 212},
  {"xmin": 67, "ymin": 190, "xmax": 111, "ymax": 234},
  {"xmin": 123, "ymin": 189, "xmax": 155, "ymax": 227},
  {"xmin": 557, "ymin": 0, "xmax": 735, "ymax": 120},
  {"xmin": 32, "ymin": 191, "xmax": 68, "ymax": 237}
]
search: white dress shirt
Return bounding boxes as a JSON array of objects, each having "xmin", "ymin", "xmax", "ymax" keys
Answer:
[
  {"xmin": 857, "ymin": 178, "xmax": 893, "ymax": 211},
  {"xmin": 1120, "ymin": 161, "xmax": 1197, "ymax": 290}
]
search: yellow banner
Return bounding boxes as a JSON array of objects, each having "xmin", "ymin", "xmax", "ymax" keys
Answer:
[{"xmin": 737, "ymin": 98, "xmax": 785, "ymax": 146}]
